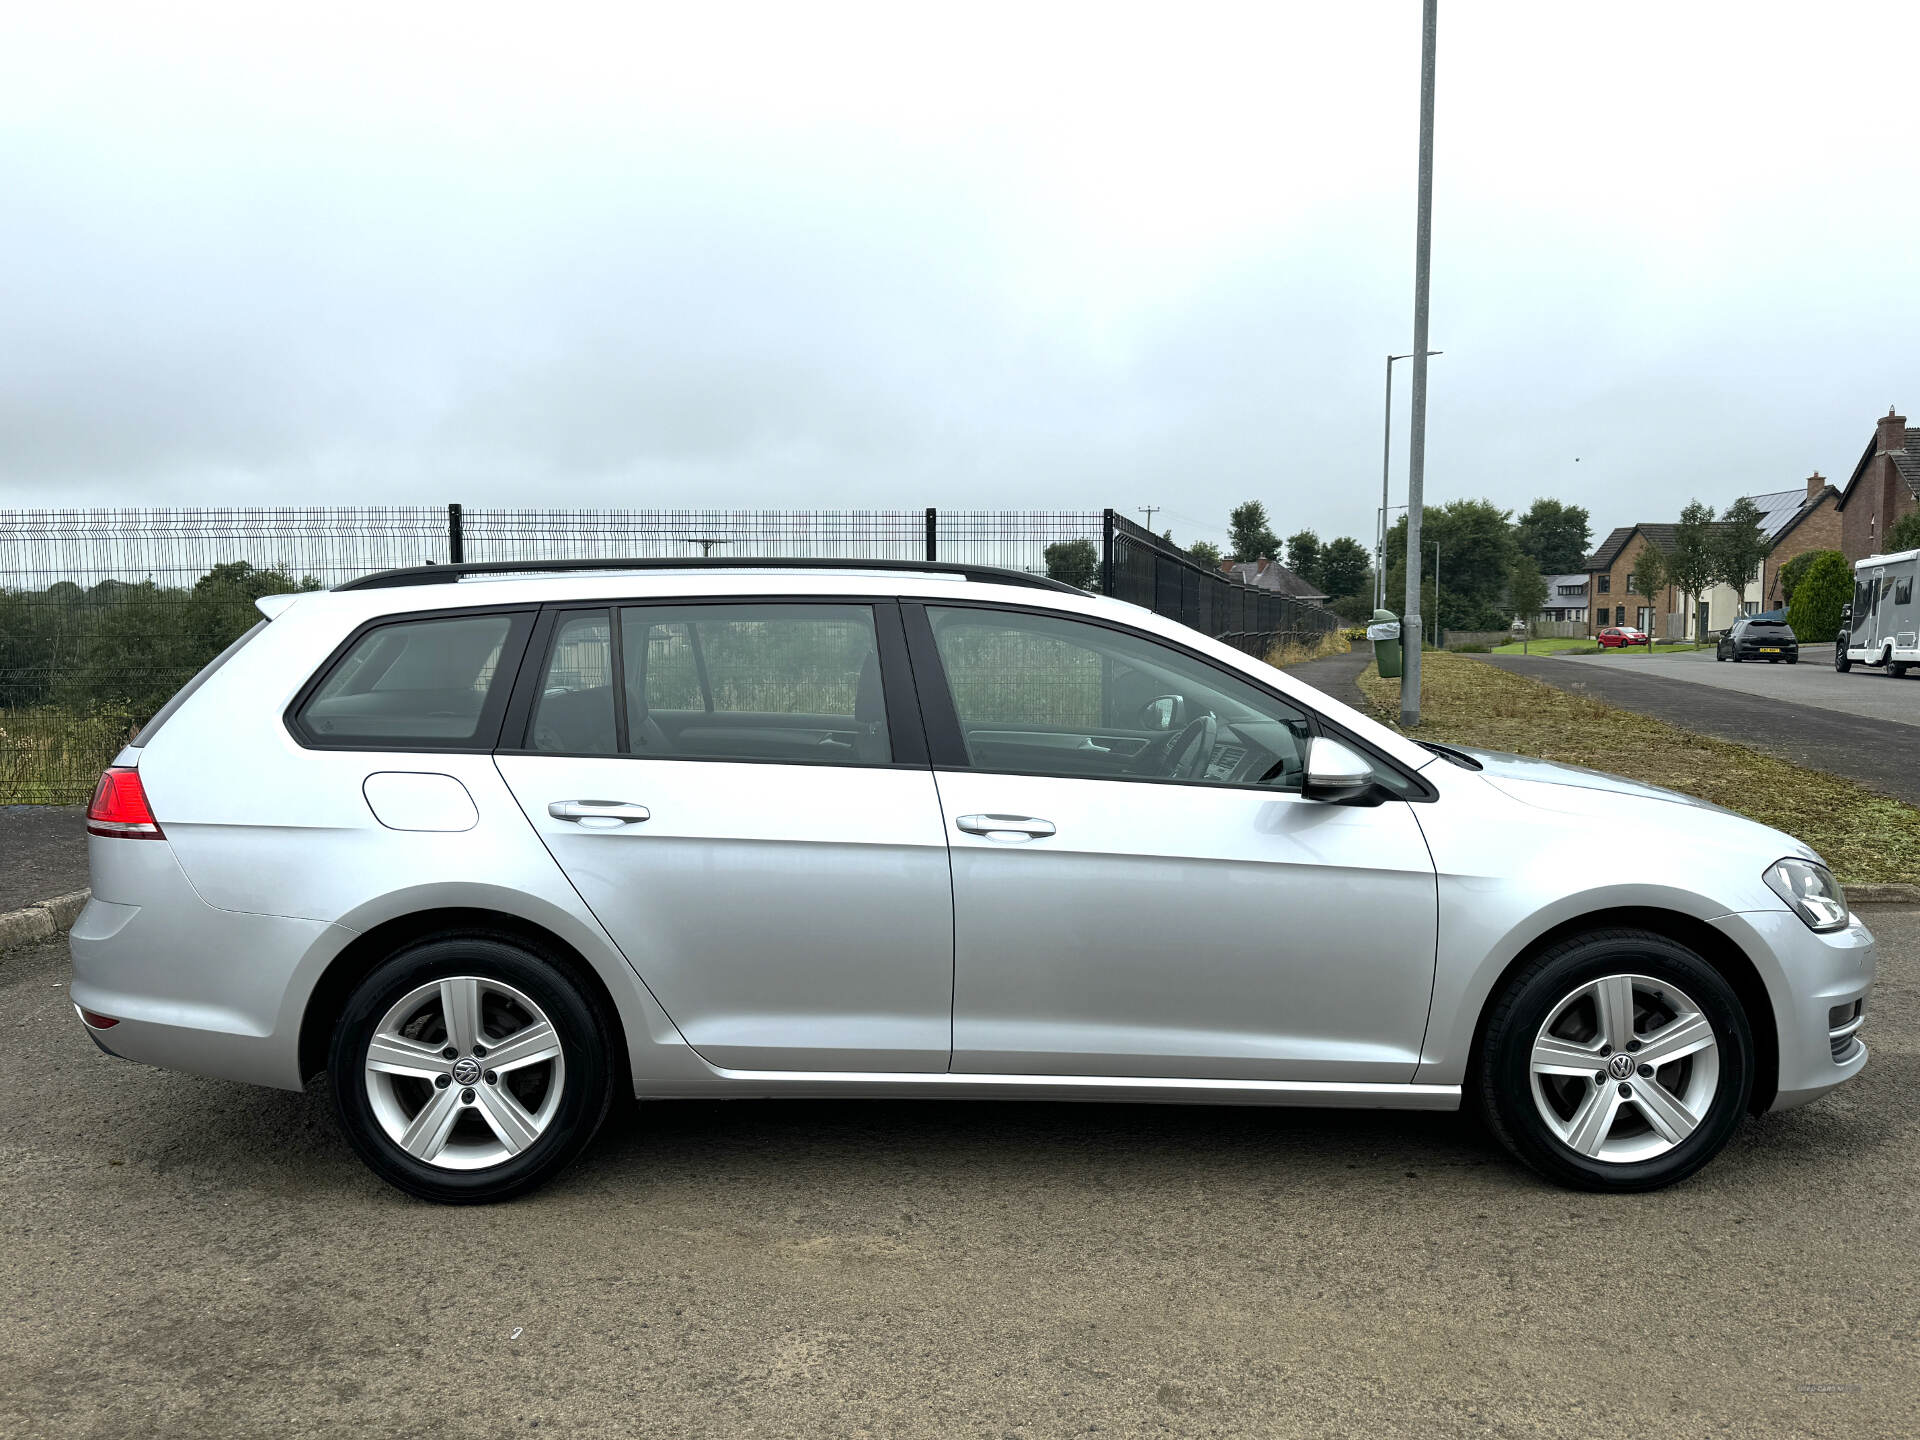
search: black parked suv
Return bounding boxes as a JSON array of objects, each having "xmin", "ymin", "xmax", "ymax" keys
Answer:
[{"xmin": 1717, "ymin": 615, "xmax": 1799, "ymax": 664}]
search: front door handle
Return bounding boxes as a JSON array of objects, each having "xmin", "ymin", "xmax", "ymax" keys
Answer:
[
  {"xmin": 548, "ymin": 800, "xmax": 651, "ymax": 828},
  {"xmin": 955, "ymin": 813, "xmax": 1057, "ymax": 842}
]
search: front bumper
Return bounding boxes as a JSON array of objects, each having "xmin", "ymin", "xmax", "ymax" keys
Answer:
[{"xmin": 1713, "ymin": 908, "xmax": 1873, "ymax": 1112}]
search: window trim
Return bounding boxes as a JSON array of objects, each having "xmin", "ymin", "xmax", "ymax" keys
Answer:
[
  {"xmin": 901, "ymin": 599, "xmax": 1435, "ymax": 801},
  {"xmin": 496, "ymin": 595, "xmax": 930, "ymax": 770},
  {"xmin": 285, "ymin": 605, "xmax": 538, "ymax": 753}
]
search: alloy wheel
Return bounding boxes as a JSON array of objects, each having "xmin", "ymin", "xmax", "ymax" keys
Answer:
[
  {"xmin": 362, "ymin": 976, "xmax": 567, "ymax": 1170},
  {"xmin": 1528, "ymin": 973, "xmax": 1720, "ymax": 1163}
]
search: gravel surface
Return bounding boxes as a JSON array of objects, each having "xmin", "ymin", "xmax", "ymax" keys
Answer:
[
  {"xmin": 0, "ymin": 807, "xmax": 87, "ymax": 912},
  {"xmin": 5, "ymin": 913, "xmax": 1917, "ymax": 1438}
]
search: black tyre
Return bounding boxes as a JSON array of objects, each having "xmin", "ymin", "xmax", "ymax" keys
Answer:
[
  {"xmin": 329, "ymin": 935, "xmax": 617, "ymax": 1203},
  {"xmin": 1477, "ymin": 929, "xmax": 1753, "ymax": 1192},
  {"xmin": 1835, "ymin": 646, "xmax": 1851, "ymax": 672},
  {"xmin": 1892, "ymin": 662, "xmax": 1910, "ymax": 679}
]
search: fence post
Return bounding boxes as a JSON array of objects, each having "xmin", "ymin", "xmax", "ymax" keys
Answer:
[
  {"xmin": 925, "ymin": 507, "xmax": 937, "ymax": 564},
  {"xmin": 447, "ymin": 503, "xmax": 465, "ymax": 564},
  {"xmin": 1100, "ymin": 509, "xmax": 1115, "ymax": 596}
]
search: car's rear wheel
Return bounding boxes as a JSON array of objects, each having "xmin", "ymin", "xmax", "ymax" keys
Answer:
[
  {"xmin": 1477, "ymin": 929, "xmax": 1752, "ymax": 1191},
  {"xmin": 329, "ymin": 936, "xmax": 616, "ymax": 1203},
  {"xmin": 1892, "ymin": 662, "xmax": 1910, "ymax": 678},
  {"xmin": 1835, "ymin": 645, "xmax": 1851, "ymax": 672}
]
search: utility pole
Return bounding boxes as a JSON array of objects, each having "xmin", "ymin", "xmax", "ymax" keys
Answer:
[
  {"xmin": 1401, "ymin": 0, "xmax": 1438, "ymax": 728},
  {"xmin": 1376, "ymin": 351, "xmax": 1441, "ymax": 609},
  {"xmin": 1137, "ymin": 506, "xmax": 1160, "ymax": 533}
]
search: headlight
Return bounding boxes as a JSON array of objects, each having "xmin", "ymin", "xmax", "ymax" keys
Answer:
[{"xmin": 1764, "ymin": 858, "xmax": 1850, "ymax": 933}]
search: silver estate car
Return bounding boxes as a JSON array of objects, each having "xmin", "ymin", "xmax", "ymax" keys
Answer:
[{"xmin": 71, "ymin": 560, "xmax": 1873, "ymax": 1202}]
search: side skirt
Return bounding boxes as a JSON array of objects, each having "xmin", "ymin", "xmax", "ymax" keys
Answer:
[{"xmin": 635, "ymin": 1070, "xmax": 1463, "ymax": 1110}]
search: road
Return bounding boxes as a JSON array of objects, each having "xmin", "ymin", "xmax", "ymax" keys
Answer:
[
  {"xmin": 0, "ymin": 806, "xmax": 86, "ymax": 912},
  {"xmin": 4, "ymin": 917, "xmax": 1918, "ymax": 1439},
  {"xmin": 1559, "ymin": 644, "xmax": 1920, "ymax": 727},
  {"xmin": 1488, "ymin": 651, "xmax": 1920, "ymax": 808}
]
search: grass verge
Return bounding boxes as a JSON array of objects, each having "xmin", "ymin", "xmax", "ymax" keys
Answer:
[
  {"xmin": 1356, "ymin": 652, "xmax": 1920, "ymax": 884},
  {"xmin": 1265, "ymin": 629, "xmax": 1352, "ymax": 670}
]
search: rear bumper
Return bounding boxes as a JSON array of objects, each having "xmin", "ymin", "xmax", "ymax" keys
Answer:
[{"xmin": 68, "ymin": 840, "xmax": 353, "ymax": 1091}]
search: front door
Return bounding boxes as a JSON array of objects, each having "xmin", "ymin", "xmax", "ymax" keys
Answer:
[
  {"xmin": 496, "ymin": 600, "xmax": 954, "ymax": 1072},
  {"xmin": 909, "ymin": 603, "xmax": 1439, "ymax": 1083}
]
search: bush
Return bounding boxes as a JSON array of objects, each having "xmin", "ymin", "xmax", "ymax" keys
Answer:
[
  {"xmin": 1787, "ymin": 550, "xmax": 1852, "ymax": 643},
  {"xmin": 1448, "ymin": 643, "xmax": 1491, "ymax": 653}
]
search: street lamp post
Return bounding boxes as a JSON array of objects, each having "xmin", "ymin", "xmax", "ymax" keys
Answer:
[
  {"xmin": 1401, "ymin": 0, "xmax": 1439, "ymax": 728},
  {"xmin": 1376, "ymin": 350, "xmax": 1442, "ymax": 610}
]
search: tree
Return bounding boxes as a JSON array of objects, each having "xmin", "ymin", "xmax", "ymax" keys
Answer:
[
  {"xmin": 1509, "ymin": 555, "xmax": 1547, "ymax": 641},
  {"xmin": 1043, "ymin": 538, "xmax": 1098, "ymax": 591},
  {"xmin": 1227, "ymin": 501, "xmax": 1281, "ymax": 563},
  {"xmin": 1513, "ymin": 498, "xmax": 1592, "ymax": 575},
  {"xmin": 1888, "ymin": 509, "xmax": 1920, "ymax": 553},
  {"xmin": 1777, "ymin": 549, "xmax": 1834, "ymax": 607},
  {"xmin": 1383, "ymin": 499, "xmax": 1518, "ymax": 632},
  {"xmin": 1284, "ymin": 529, "xmax": 1323, "ymax": 586},
  {"xmin": 1628, "ymin": 542, "xmax": 1667, "ymax": 644},
  {"xmin": 1319, "ymin": 537, "xmax": 1370, "ymax": 601},
  {"xmin": 1788, "ymin": 551, "xmax": 1852, "ymax": 644},
  {"xmin": 1664, "ymin": 501, "xmax": 1719, "ymax": 640},
  {"xmin": 1184, "ymin": 539, "xmax": 1223, "ymax": 570},
  {"xmin": 1712, "ymin": 496, "xmax": 1770, "ymax": 604}
]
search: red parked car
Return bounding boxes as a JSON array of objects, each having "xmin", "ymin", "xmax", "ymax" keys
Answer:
[{"xmin": 1596, "ymin": 626, "xmax": 1650, "ymax": 648}]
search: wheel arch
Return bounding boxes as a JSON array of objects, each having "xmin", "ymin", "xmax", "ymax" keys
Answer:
[
  {"xmin": 1464, "ymin": 906, "xmax": 1779, "ymax": 1114},
  {"xmin": 297, "ymin": 907, "xmax": 633, "ymax": 1090}
]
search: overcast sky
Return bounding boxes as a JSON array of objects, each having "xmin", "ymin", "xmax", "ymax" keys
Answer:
[{"xmin": 2, "ymin": 2, "xmax": 1915, "ymax": 555}]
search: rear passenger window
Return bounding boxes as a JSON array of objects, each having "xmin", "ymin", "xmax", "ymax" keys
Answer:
[
  {"xmin": 1898, "ymin": 578, "xmax": 1913, "ymax": 606},
  {"xmin": 530, "ymin": 612, "xmax": 617, "ymax": 754},
  {"xmin": 619, "ymin": 604, "xmax": 891, "ymax": 765},
  {"xmin": 296, "ymin": 613, "xmax": 523, "ymax": 747}
]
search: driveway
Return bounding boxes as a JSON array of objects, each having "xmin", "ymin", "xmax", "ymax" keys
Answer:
[
  {"xmin": 4, "ymin": 915, "xmax": 1917, "ymax": 1439},
  {"xmin": 1558, "ymin": 644, "xmax": 1920, "ymax": 728},
  {"xmin": 0, "ymin": 807, "xmax": 87, "ymax": 912}
]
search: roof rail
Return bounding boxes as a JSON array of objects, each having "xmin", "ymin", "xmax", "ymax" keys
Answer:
[{"xmin": 333, "ymin": 556, "xmax": 1084, "ymax": 594}]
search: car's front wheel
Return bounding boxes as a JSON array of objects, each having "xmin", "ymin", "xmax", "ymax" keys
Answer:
[
  {"xmin": 1477, "ymin": 929, "xmax": 1752, "ymax": 1191},
  {"xmin": 328, "ymin": 935, "xmax": 617, "ymax": 1203}
]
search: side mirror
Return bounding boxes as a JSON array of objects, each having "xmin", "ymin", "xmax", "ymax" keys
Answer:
[
  {"xmin": 1303, "ymin": 736, "xmax": 1376, "ymax": 802},
  {"xmin": 1141, "ymin": 695, "xmax": 1185, "ymax": 732}
]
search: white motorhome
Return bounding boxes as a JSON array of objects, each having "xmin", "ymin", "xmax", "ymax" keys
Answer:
[{"xmin": 1836, "ymin": 548, "xmax": 1920, "ymax": 676}]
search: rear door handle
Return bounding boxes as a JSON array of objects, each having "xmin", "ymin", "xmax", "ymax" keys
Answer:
[
  {"xmin": 955, "ymin": 814, "xmax": 1056, "ymax": 841},
  {"xmin": 548, "ymin": 800, "xmax": 651, "ymax": 828}
]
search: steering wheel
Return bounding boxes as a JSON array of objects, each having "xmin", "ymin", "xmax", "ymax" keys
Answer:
[{"xmin": 1164, "ymin": 714, "xmax": 1218, "ymax": 780}]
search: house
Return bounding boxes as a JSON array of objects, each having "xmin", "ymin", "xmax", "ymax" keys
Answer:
[
  {"xmin": 1540, "ymin": 574, "xmax": 1588, "ymax": 624},
  {"xmin": 1584, "ymin": 526, "xmax": 1690, "ymax": 637},
  {"xmin": 1698, "ymin": 473, "xmax": 1842, "ymax": 627},
  {"xmin": 1836, "ymin": 407, "xmax": 1919, "ymax": 562},
  {"xmin": 1223, "ymin": 557, "xmax": 1329, "ymax": 603}
]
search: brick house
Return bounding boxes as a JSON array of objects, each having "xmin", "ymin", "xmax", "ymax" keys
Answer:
[
  {"xmin": 1698, "ymin": 473, "xmax": 1842, "ymax": 622},
  {"xmin": 1836, "ymin": 408, "xmax": 1919, "ymax": 562},
  {"xmin": 1584, "ymin": 527, "xmax": 1689, "ymax": 637}
]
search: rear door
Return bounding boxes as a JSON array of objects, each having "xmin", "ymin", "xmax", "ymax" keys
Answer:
[{"xmin": 495, "ymin": 598, "xmax": 955, "ymax": 1073}]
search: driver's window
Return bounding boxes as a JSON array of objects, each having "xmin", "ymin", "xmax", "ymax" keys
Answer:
[{"xmin": 926, "ymin": 606, "xmax": 1312, "ymax": 789}]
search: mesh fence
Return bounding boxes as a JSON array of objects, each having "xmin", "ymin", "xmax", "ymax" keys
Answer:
[{"xmin": 0, "ymin": 504, "xmax": 1333, "ymax": 803}]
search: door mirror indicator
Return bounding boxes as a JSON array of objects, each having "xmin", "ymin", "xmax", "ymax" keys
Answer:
[{"xmin": 1302, "ymin": 737, "xmax": 1376, "ymax": 802}]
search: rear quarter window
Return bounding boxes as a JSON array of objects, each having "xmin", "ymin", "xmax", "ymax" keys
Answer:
[{"xmin": 292, "ymin": 611, "xmax": 532, "ymax": 749}]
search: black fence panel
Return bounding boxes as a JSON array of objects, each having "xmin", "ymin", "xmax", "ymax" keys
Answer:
[
  {"xmin": 0, "ymin": 504, "xmax": 1336, "ymax": 802},
  {"xmin": 1103, "ymin": 511, "xmax": 1338, "ymax": 657}
]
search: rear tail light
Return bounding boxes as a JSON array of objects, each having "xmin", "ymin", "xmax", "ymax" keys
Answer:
[
  {"xmin": 75, "ymin": 1006, "xmax": 121, "ymax": 1030},
  {"xmin": 87, "ymin": 767, "xmax": 164, "ymax": 839}
]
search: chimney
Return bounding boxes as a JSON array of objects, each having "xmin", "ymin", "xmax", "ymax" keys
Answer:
[
  {"xmin": 1256, "ymin": 556, "xmax": 1270, "ymax": 575},
  {"xmin": 1876, "ymin": 407, "xmax": 1907, "ymax": 455},
  {"xmin": 1806, "ymin": 471, "xmax": 1825, "ymax": 499}
]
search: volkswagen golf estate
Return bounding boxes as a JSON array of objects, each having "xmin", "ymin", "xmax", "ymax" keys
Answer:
[{"xmin": 70, "ymin": 559, "xmax": 1873, "ymax": 1202}]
